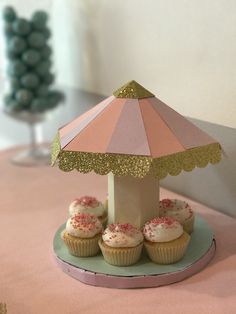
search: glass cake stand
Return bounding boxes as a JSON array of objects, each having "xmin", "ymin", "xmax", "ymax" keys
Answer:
[{"xmin": 4, "ymin": 109, "xmax": 51, "ymax": 167}]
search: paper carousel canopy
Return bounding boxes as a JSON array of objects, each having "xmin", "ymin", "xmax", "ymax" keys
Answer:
[{"xmin": 51, "ymin": 80, "xmax": 221, "ymax": 179}]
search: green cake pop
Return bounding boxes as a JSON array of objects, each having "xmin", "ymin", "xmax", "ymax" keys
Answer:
[
  {"xmin": 35, "ymin": 60, "xmax": 51, "ymax": 77},
  {"xmin": 31, "ymin": 97, "xmax": 49, "ymax": 112},
  {"xmin": 47, "ymin": 90, "xmax": 63, "ymax": 108},
  {"xmin": 40, "ymin": 45, "xmax": 52, "ymax": 59},
  {"xmin": 12, "ymin": 18, "xmax": 31, "ymax": 36},
  {"xmin": 31, "ymin": 11, "xmax": 48, "ymax": 30},
  {"xmin": 43, "ymin": 73, "xmax": 54, "ymax": 85},
  {"xmin": 28, "ymin": 31, "xmax": 46, "ymax": 48},
  {"xmin": 3, "ymin": 6, "xmax": 17, "ymax": 22},
  {"xmin": 8, "ymin": 60, "xmax": 27, "ymax": 76},
  {"xmin": 22, "ymin": 49, "xmax": 41, "ymax": 66},
  {"xmin": 36, "ymin": 85, "xmax": 49, "ymax": 97},
  {"xmin": 15, "ymin": 89, "xmax": 34, "ymax": 106},
  {"xmin": 21, "ymin": 73, "xmax": 40, "ymax": 89},
  {"xmin": 5, "ymin": 96, "xmax": 22, "ymax": 111},
  {"xmin": 4, "ymin": 22, "xmax": 14, "ymax": 37},
  {"xmin": 10, "ymin": 77, "xmax": 21, "ymax": 89},
  {"xmin": 8, "ymin": 36, "xmax": 27, "ymax": 54},
  {"xmin": 6, "ymin": 48, "xmax": 17, "ymax": 60},
  {"xmin": 3, "ymin": 7, "xmax": 64, "ymax": 113},
  {"xmin": 42, "ymin": 27, "xmax": 51, "ymax": 39}
]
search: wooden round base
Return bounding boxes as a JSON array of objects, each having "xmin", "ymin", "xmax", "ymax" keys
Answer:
[{"xmin": 53, "ymin": 216, "xmax": 216, "ymax": 288}]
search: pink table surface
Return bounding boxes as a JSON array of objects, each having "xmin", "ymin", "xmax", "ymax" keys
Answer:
[{"xmin": 1, "ymin": 148, "xmax": 236, "ymax": 314}]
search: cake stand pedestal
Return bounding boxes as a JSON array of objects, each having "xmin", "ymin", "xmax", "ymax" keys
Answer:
[{"xmin": 53, "ymin": 215, "xmax": 215, "ymax": 289}]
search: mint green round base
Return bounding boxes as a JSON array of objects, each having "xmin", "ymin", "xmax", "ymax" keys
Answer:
[{"xmin": 53, "ymin": 215, "xmax": 214, "ymax": 277}]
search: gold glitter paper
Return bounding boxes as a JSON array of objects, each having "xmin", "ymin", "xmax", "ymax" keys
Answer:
[
  {"xmin": 53, "ymin": 143, "xmax": 221, "ymax": 180},
  {"xmin": 51, "ymin": 132, "xmax": 61, "ymax": 166},
  {"xmin": 151, "ymin": 143, "xmax": 221, "ymax": 179},
  {"xmin": 113, "ymin": 80, "xmax": 154, "ymax": 99},
  {"xmin": 58, "ymin": 151, "xmax": 152, "ymax": 178},
  {"xmin": 0, "ymin": 303, "xmax": 7, "ymax": 314}
]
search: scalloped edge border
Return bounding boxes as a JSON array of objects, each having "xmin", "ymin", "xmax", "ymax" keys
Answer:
[{"xmin": 51, "ymin": 133, "xmax": 221, "ymax": 179}]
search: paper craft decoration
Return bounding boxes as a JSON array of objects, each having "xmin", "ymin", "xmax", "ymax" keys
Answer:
[{"xmin": 52, "ymin": 80, "xmax": 222, "ymax": 227}]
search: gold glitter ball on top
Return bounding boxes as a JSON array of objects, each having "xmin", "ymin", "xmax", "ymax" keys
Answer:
[{"xmin": 113, "ymin": 80, "xmax": 155, "ymax": 99}]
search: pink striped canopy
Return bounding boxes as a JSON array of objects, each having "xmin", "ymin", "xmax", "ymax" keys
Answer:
[{"xmin": 58, "ymin": 95, "xmax": 217, "ymax": 158}]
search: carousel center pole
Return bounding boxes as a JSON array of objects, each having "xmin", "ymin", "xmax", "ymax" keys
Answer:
[{"xmin": 108, "ymin": 172, "xmax": 160, "ymax": 228}]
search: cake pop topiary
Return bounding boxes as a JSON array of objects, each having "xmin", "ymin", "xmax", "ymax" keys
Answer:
[{"xmin": 2, "ymin": 6, "xmax": 64, "ymax": 114}]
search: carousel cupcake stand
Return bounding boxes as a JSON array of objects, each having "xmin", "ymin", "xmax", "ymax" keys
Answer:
[{"xmin": 52, "ymin": 81, "xmax": 221, "ymax": 288}]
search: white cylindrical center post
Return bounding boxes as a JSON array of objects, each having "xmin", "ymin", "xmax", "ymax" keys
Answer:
[{"xmin": 108, "ymin": 172, "xmax": 160, "ymax": 228}]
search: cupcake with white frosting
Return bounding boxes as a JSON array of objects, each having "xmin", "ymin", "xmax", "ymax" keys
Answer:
[
  {"xmin": 159, "ymin": 199, "xmax": 195, "ymax": 234},
  {"xmin": 99, "ymin": 223, "xmax": 144, "ymax": 266},
  {"xmin": 62, "ymin": 213, "xmax": 103, "ymax": 257},
  {"xmin": 143, "ymin": 216, "xmax": 190, "ymax": 264},
  {"xmin": 69, "ymin": 196, "xmax": 107, "ymax": 227}
]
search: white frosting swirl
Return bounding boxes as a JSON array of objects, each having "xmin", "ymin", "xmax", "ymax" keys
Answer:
[
  {"xmin": 102, "ymin": 223, "xmax": 143, "ymax": 248},
  {"xmin": 66, "ymin": 213, "xmax": 102, "ymax": 238},
  {"xmin": 69, "ymin": 196, "xmax": 106, "ymax": 217},
  {"xmin": 143, "ymin": 217, "xmax": 183, "ymax": 242},
  {"xmin": 159, "ymin": 199, "xmax": 194, "ymax": 224}
]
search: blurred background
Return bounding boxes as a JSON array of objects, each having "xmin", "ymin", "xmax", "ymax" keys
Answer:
[
  {"xmin": 0, "ymin": 0, "xmax": 235, "ymax": 216},
  {"xmin": 52, "ymin": 0, "xmax": 236, "ymax": 128}
]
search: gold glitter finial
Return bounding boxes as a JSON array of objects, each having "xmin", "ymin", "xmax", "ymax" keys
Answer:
[{"xmin": 113, "ymin": 80, "xmax": 155, "ymax": 99}]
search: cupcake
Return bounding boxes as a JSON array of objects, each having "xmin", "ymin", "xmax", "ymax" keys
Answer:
[
  {"xmin": 159, "ymin": 199, "xmax": 195, "ymax": 234},
  {"xmin": 99, "ymin": 223, "xmax": 144, "ymax": 266},
  {"xmin": 143, "ymin": 216, "xmax": 190, "ymax": 264},
  {"xmin": 69, "ymin": 196, "xmax": 108, "ymax": 227},
  {"xmin": 62, "ymin": 213, "xmax": 103, "ymax": 257}
]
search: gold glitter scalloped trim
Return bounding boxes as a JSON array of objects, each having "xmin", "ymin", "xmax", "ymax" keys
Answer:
[
  {"xmin": 113, "ymin": 80, "xmax": 154, "ymax": 99},
  {"xmin": 51, "ymin": 132, "xmax": 61, "ymax": 166},
  {"xmin": 52, "ymin": 143, "xmax": 221, "ymax": 179},
  {"xmin": 0, "ymin": 303, "xmax": 7, "ymax": 314},
  {"xmin": 152, "ymin": 143, "xmax": 221, "ymax": 179},
  {"xmin": 57, "ymin": 151, "xmax": 151, "ymax": 178}
]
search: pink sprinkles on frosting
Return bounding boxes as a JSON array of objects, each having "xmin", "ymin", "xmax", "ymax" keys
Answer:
[
  {"xmin": 103, "ymin": 223, "xmax": 142, "ymax": 245},
  {"xmin": 143, "ymin": 216, "xmax": 180, "ymax": 239},
  {"xmin": 144, "ymin": 216, "xmax": 179, "ymax": 231},
  {"xmin": 160, "ymin": 199, "xmax": 174, "ymax": 209},
  {"xmin": 71, "ymin": 213, "xmax": 100, "ymax": 230},
  {"xmin": 108, "ymin": 223, "xmax": 137, "ymax": 232},
  {"xmin": 149, "ymin": 216, "xmax": 179, "ymax": 227},
  {"xmin": 75, "ymin": 196, "xmax": 99, "ymax": 208},
  {"xmin": 103, "ymin": 223, "xmax": 140, "ymax": 236},
  {"xmin": 160, "ymin": 199, "xmax": 193, "ymax": 219}
]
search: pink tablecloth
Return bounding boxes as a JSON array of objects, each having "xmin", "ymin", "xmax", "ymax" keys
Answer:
[{"xmin": 1, "ymin": 148, "xmax": 236, "ymax": 314}]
